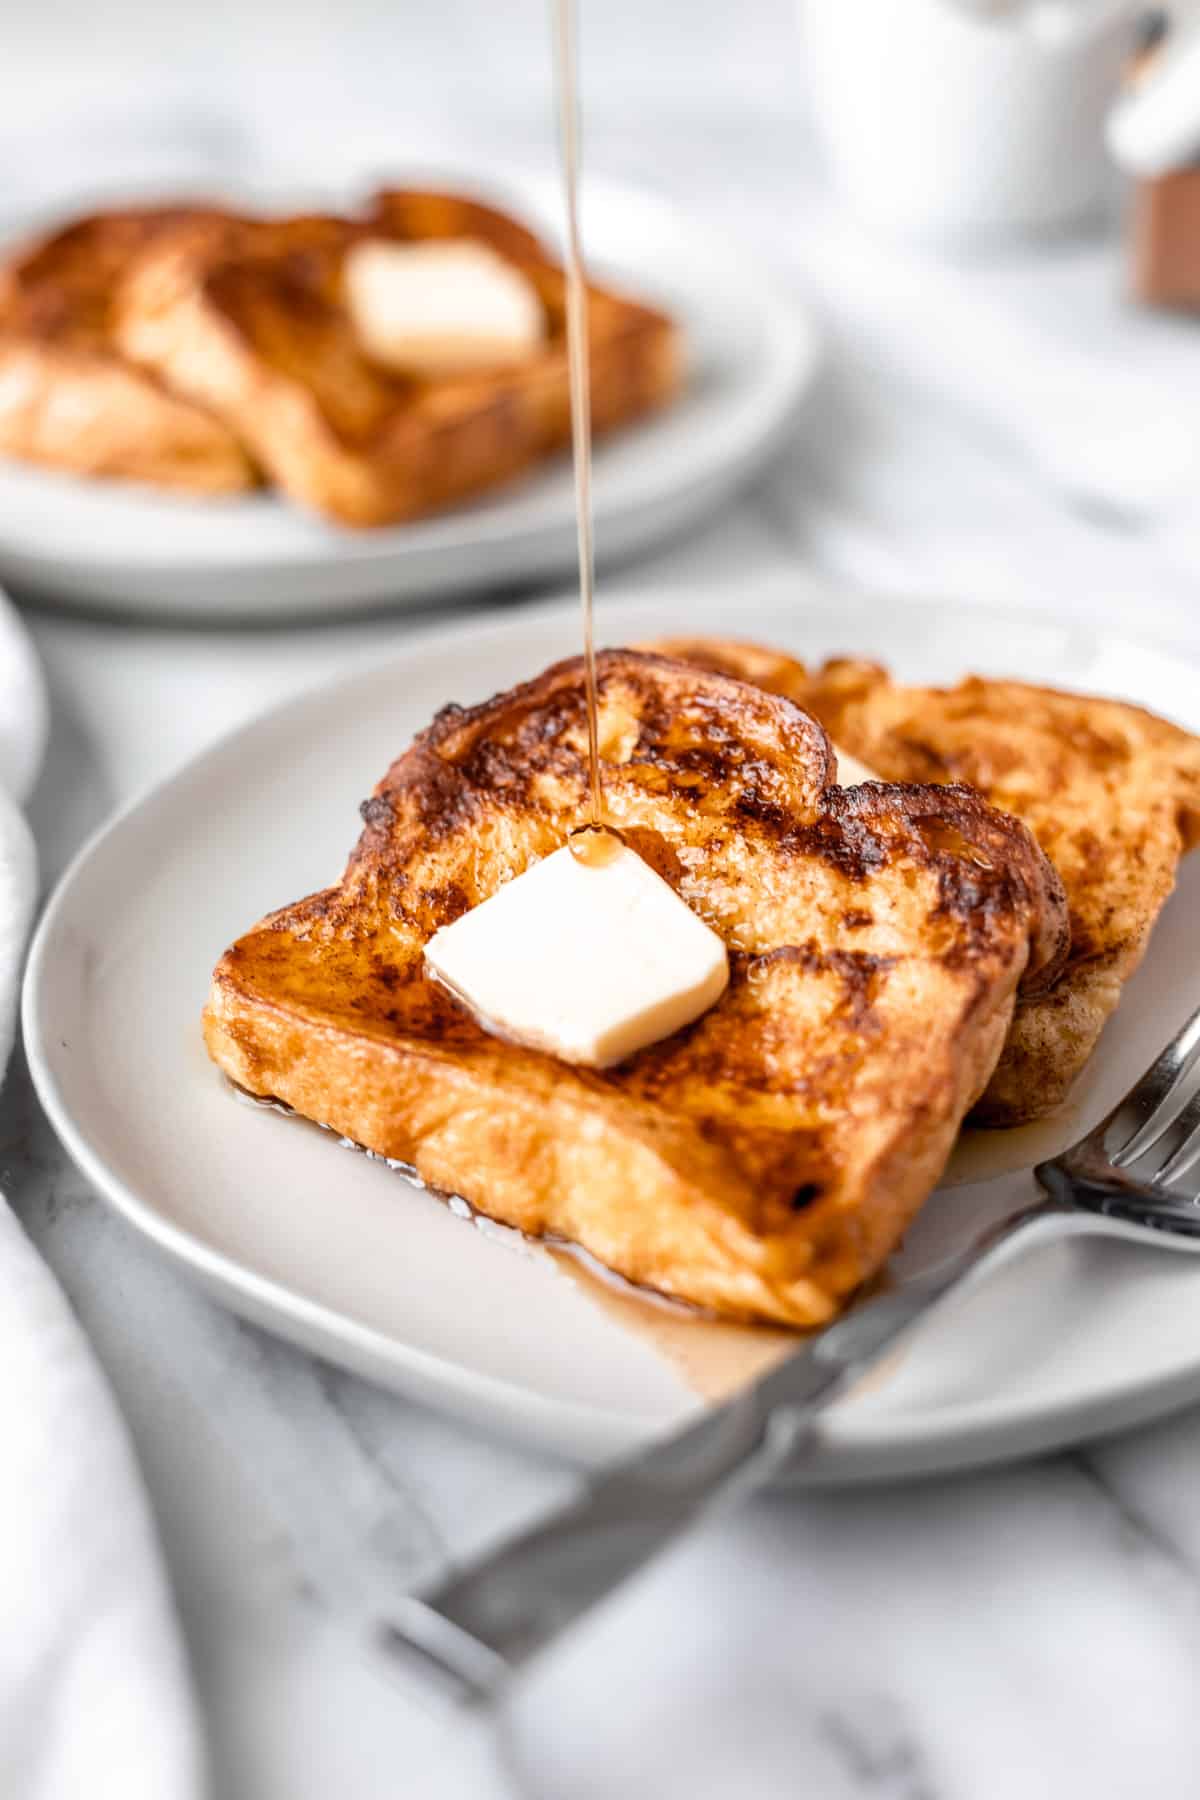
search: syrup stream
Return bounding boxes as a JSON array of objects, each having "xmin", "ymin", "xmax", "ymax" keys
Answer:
[
  {"xmin": 551, "ymin": 0, "xmax": 603, "ymax": 832},
  {"xmin": 245, "ymin": 11, "xmax": 791, "ymax": 1406}
]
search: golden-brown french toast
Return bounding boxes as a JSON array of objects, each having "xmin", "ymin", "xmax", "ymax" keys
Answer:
[
  {"xmin": 204, "ymin": 650, "xmax": 1067, "ymax": 1326},
  {"xmin": 0, "ymin": 207, "xmax": 256, "ymax": 492},
  {"xmin": 367, "ymin": 189, "xmax": 547, "ymax": 270},
  {"xmin": 116, "ymin": 189, "xmax": 682, "ymax": 527},
  {"xmin": 648, "ymin": 636, "xmax": 1200, "ymax": 1126}
]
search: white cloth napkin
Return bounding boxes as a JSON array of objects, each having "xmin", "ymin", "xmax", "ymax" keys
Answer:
[{"xmin": 0, "ymin": 594, "xmax": 204, "ymax": 1800}]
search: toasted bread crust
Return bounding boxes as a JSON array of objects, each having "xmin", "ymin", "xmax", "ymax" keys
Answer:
[
  {"xmin": 649, "ymin": 636, "xmax": 1200, "ymax": 1125},
  {"xmin": 204, "ymin": 650, "xmax": 1066, "ymax": 1325},
  {"xmin": 115, "ymin": 190, "xmax": 682, "ymax": 527},
  {"xmin": 0, "ymin": 207, "xmax": 256, "ymax": 492}
]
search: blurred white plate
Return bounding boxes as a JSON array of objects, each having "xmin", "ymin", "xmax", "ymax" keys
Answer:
[
  {"xmin": 0, "ymin": 175, "xmax": 817, "ymax": 620},
  {"xmin": 23, "ymin": 587, "xmax": 1200, "ymax": 1476}
]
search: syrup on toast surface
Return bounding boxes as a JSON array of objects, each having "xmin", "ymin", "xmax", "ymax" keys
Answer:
[
  {"xmin": 114, "ymin": 190, "xmax": 681, "ymax": 526},
  {"xmin": 648, "ymin": 637, "xmax": 1200, "ymax": 1126},
  {"xmin": 0, "ymin": 206, "xmax": 256, "ymax": 492},
  {"xmin": 204, "ymin": 651, "xmax": 1067, "ymax": 1326}
]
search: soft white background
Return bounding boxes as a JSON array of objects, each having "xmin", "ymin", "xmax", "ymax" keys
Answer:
[
  {"xmin": 3, "ymin": 0, "xmax": 796, "ymax": 113},
  {"xmin": 6, "ymin": 4, "xmax": 1200, "ymax": 1798}
]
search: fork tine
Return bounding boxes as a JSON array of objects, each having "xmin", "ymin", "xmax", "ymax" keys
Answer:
[
  {"xmin": 1153, "ymin": 1085, "xmax": 1200, "ymax": 1187},
  {"xmin": 1108, "ymin": 1004, "xmax": 1200, "ymax": 1166}
]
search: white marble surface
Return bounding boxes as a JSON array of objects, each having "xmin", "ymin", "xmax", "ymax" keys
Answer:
[{"xmin": 7, "ymin": 82, "xmax": 1200, "ymax": 1799}]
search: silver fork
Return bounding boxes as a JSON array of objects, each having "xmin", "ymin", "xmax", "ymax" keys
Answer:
[{"xmin": 381, "ymin": 1004, "xmax": 1200, "ymax": 1703}]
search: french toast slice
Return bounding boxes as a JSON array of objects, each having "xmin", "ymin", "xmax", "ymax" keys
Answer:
[
  {"xmin": 116, "ymin": 189, "xmax": 682, "ymax": 527},
  {"xmin": 648, "ymin": 637, "xmax": 1200, "ymax": 1126},
  {"xmin": 204, "ymin": 650, "xmax": 1067, "ymax": 1326},
  {"xmin": 0, "ymin": 207, "xmax": 256, "ymax": 492}
]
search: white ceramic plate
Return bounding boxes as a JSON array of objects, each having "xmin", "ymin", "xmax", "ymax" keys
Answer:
[
  {"xmin": 23, "ymin": 587, "xmax": 1200, "ymax": 1478},
  {"xmin": 0, "ymin": 175, "xmax": 817, "ymax": 620}
]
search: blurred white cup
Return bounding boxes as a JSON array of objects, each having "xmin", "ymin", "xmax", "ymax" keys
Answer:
[{"xmin": 799, "ymin": 0, "xmax": 1138, "ymax": 246}]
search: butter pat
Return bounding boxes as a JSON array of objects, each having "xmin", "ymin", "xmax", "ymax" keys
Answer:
[
  {"xmin": 833, "ymin": 745, "xmax": 880, "ymax": 786},
  {"xmin": 424, "ymin": 840, "xmax": 729, "ymax": 1069},
  {"xmin": 345, "ymin": 237, "xmax": 544, "ymax": 376}
]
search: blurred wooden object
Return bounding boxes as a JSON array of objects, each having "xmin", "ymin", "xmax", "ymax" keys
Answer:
[
  {"xmin": 1112, "ymin": 12, "xmax": 1200, "ymax": 308},
  {"xmin": 1131, "ymin": 169, "xmax": 1200, "ymax": 309}
]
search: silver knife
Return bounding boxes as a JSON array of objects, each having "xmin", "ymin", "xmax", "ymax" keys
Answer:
[{"xmin": 379, "ymin": 1178, "xmax": 1060, "ymax": 1701}]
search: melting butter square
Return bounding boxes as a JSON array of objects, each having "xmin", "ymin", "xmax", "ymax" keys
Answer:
[{"xmin": 424, "ymin": 841, "xmax": 729, "ymax": 1068}]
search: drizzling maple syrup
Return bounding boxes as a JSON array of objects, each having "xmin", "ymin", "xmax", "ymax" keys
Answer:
[
  {"xmin": 552, "ymin": 0, "xmax": 607, "ymax": 843},
  {"xmin": 568, "ymin": 822, "xmax": 625, "ymax": 867}
]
